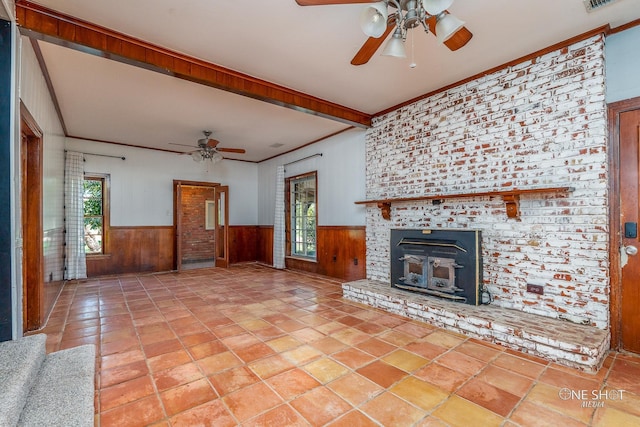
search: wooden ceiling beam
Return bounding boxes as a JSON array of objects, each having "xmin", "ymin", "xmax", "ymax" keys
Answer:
[{"xmin": 15, "ymin": 0, "xmax": 372, "ymax": 128}]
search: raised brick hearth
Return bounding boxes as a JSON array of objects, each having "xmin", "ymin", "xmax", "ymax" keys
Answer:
[{"xmin": 343, "ymin": 280, "xmax": 609, "ymax": 372}]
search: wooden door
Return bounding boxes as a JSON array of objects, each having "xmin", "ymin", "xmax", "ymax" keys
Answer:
[
  {"xmin": 620, "ymin": 109, "xmax": 640, "ymax": 353},
  {"xmin": 215, "ymin": 185, "xmax": 229, "ymax": 268}
]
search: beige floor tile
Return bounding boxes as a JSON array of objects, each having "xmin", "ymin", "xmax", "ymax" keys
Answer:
[
  {"xmin": 303, "ymin": 357, "xmax": 350, "ymax": 384},
  {"xmin": 432, "ymin": 395, "xmax": 504, "ymax": 427},
  {"xmin": 390, "ymin": 377, "xmax": 449, "ymax": 411},
  {"xmin": 382, "ymin": 349, "xmax": 430, "ymax": 372}
]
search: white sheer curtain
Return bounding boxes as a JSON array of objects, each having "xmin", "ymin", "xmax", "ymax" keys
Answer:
[
  {"xmin": 273, "ymin": 165, "xmax": 286, "ymax": 269},
  {"xmin": 64, "ymin": 151, "xmax": 87, "ymax": 280}
]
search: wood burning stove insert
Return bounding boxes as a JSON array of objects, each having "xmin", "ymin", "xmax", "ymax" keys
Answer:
[{"xmin": 390, "ymin": 229, "xmax": 483, "ymax": 305}]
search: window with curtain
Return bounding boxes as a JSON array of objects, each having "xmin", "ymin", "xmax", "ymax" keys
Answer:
[
  {"xmin": 286, "ymin": 172, "xmax": 317, "ymax": 260},
  {"xmin": 83, "ymin": 174, "xmax": 110, "ymax": 254}
]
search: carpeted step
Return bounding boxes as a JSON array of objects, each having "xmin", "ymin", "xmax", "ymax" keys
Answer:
[
  {"xmin": 0, "ymin": 334, "xmax": 46, "ymax": 427},
  {"xmin": 18, "ymin": 344, "xmax": 96, "ymax": 427}
]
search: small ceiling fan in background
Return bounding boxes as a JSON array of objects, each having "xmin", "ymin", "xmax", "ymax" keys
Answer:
[
  {"xmin": 170, "ymin": 130, "xmax": 246, "ymax": 163},
  {"xmin": 295, "ymin": 0, "xmax": 472, "ymax": 65}
]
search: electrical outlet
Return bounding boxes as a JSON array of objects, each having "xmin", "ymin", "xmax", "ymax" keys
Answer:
[{"xmin": 527, "ymin": 283, "xmax": 544, "ymax": 295}]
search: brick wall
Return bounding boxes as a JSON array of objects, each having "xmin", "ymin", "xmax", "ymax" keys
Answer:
[
  {"xmin": 365, "ymin": 35, "xmax": 609, "ymax": 329},
  {"xmin": 181, "ymin": 186, "xmax": 216, "ymax": 263}
]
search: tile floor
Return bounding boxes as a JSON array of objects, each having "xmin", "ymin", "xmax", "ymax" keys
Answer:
[{"xmin": 38, "ymin": 263, "xmax": 640, "ymax": 427}]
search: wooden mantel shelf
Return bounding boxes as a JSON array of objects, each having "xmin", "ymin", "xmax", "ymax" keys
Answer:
[{"xmin": 355, "ymin": 186, "xmax": 575, "ymax": 220}]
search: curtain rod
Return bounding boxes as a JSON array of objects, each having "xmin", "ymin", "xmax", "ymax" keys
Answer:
[
  {"xmin": 283, "ymin": 153, "xmax": 322, "ymax": 168},
  {"xmin": 65, "ymin": 150, "xmax": 125, "ymax": 160}
]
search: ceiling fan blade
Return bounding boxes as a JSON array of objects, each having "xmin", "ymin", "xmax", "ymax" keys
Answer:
[
  {"xmin": 443, "ymin": 26, "xmax": 472, "ymax": 51},
  {"xmin": 296, "ymin": 0, "xmax": 376, "ymax": 5},
  {"xmin": 217, "ymin": 148, "xmax": 246, "ymax": 154},
  {"xmin": 169, "ymin": 142, "xmax": 198, "ymax": 148},
  {"xmin": 351, "ymin": 22, "xmax": 395, "ymax": 66},
  {"xmin": 426, "ymin": 14, "xmax": 473, "ymax": 51},
  {"xmin": 205, "ymin": 138, "xmax": 221, "ymax": 148}
]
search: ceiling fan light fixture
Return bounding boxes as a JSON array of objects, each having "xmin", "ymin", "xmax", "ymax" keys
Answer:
[
  {"xmin": 435, "ymin": 12, "xmax": 464, "ymax": 43},
  {"xmin": 360, "ymin": 1, "xmax": 388, "ymax": 38},
  {"xmin": 172, "ymin": 130, "xmax": 241, "ymax": 163},
  {"xmin": 211, "ymin": 151, "xmax": 223, "ymax": 164},
  {"xmin": 381, "ymin": 29, "xmax": 407, "ymax": 58},
  {"xmin": 422, "ymin": 0, "xmax": 454, "ymax": 15}
]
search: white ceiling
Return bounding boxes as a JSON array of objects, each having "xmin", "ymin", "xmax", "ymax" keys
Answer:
[{"xmin": 21, "ymin": 0, "xmax": 640, "ymax": 162}]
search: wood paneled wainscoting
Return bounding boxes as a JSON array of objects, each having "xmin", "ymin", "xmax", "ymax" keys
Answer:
[
  {"xmin": 228, "ymin": 226, "xmax": 259, "ymax": 264},
  {"xmin": 86, "ymin": 226, "xmax": 174, "ymax": 277},
  {"xmin": 86, "ymin": 225, "xmax": 365, "ymax": 281},
  {"xmin": 256, "ymin": 225, "xmax": 366, "ymax": 281},
  {"xmin": 256, "ymin": 226, "xmax": 274, "ymax": 266}
]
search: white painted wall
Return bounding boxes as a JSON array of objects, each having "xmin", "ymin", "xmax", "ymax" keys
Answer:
[
  {"xmin": 606, "ymin": 25, "xmax": 640, "ymax": 103},
  {"xmin": 257, "ymin": 128, "xmax": 367, "ymax": 226},
  {"xmin": 19, "ymin": 37, "xmax": 66, "ymax": 232},
  {"xmin": 65, "ymin": 138, "xmax": 259, "ymax": 226},
  {"xmin": 0, "ymin": 0, "xmax": 14, "ymax": 21},
  {"xmin": 14, "ymin": 33, "xmax": 66, "ymax": 336},
  {"xmin": 19, "ymin": 36, "xmax": 66, "ymax": 286}
]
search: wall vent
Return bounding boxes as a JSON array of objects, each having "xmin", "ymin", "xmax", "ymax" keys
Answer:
[{"xmin": 583, "ymin": 0, "xmax": 619, "ymax": 12}]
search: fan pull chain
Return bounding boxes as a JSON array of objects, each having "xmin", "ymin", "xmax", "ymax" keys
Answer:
[{"xmin": 410, "ymin": 30, "xmax": 417, "ymax": 68}]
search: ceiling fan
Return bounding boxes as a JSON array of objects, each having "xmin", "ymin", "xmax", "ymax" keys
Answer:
[
  {"xmin": 295, "ymin": 0, "xmax": 473, "ymax": 65},
  {"xmin": 170, "ymin": 130, "xmax": 246, "ymax": 163}
]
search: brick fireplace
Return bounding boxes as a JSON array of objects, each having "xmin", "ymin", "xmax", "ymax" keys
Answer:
[{"xmin": 344, "ymin": 33, "xmax": 611, "ymax": 371}]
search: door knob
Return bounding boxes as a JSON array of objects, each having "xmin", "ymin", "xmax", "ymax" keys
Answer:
[{"xmin": 624, "ymin": 245, "xmax": 638, "ymax": 256}]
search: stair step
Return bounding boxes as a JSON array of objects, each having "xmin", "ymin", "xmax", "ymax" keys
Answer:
[
  {"xmin": 0, "ymin": 334, "xmax": 46, "ymax": 427},
  {"xmin": 18, "ymin": 344, "xmax": 95, "ymax": 427}
]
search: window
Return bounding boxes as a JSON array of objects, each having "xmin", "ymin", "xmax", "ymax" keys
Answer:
[
  {"xmin": 286, "ymin": 172, "xmax": 317, "ymax": 259},
  {"xmin": 83, "ymin": 174, "xmax": 109, "ymax": 254},
  {"xmin": 205, "ymin": 200, "xmax": 216, "ymax": 230}
]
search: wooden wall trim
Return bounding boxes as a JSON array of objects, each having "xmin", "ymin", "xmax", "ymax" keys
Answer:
[
  {"xmin": 173, "ymin": 180, "xmax": 220, "ymax": 188},
  {"xmin": 20, "ymin": 104, "xmax": 44, "ymax": 331},
  {"xmin": 20, "ymin": 101, "xmax": 43, "ymax": 137},
  {"xmin": 609, "ymin": 18, "xmax": 640, "ymax": 35},
  {"xmin": 14, "ymin": 0, "xmax": 371, "ymax": 129}
]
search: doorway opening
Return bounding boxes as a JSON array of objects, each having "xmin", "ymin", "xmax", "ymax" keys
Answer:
[{"xmin": 173, "ymin": 181, "xmax": 229, "ymax": 271}]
